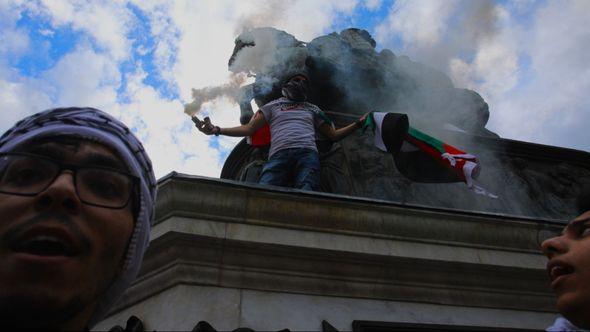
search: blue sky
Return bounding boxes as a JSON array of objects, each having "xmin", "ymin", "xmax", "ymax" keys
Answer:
[{"xmin": 1, "ymin": 0, "xmax": 589, "ymax": 178}]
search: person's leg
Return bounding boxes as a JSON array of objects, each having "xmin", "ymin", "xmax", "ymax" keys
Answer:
[
  {"xmin": 293, "ymin": 148, "xmax": 321, "ymax": 191},
  {"xmin": 259, "ymin": 149, "xmax": 292, "ymax": 187}
]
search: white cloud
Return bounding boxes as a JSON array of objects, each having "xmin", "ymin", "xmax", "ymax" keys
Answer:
[
  {"xmin": 132, "ymin": 0, "xmax": 361, "ymax": 101},
  {"xmin": 0, "ymin": 1, "xmax": 48, "ymax": 128},
  {"xmin": 375, "ymin": 0, "xmax": 503, "ymax": 71},
  {"xmin": 112, "ymin": 69, "xmax": 225, "ymax": 178},
  {"xmin": 5, "ymin": 0, "xmax": 586, "ymax": 183},
  {"xmin": 443, "ymin": 0, "xmax": 590, "ymax": 152},
  {"xmin": 376, "ymin": 0, "xmax": 459, "ymax": 49},
  {"xmin": 508, "ymin": 0, "xmax": 537, "ymax": 14},
  {"xmin": 43, "ymin": 45, "xmax": 121, "ymax": 107},
  {"xmin": 30, "ymin": 0, "xmax": 134, "ymax": 61},
  {"xmin": 2, "ymin": 0, "xmax": 362, "ymax": 179},
  {"xmin": 0, "ymin": 27, "xmax": 29, "ymax": 58},
  {"xmin": 487, "ymin": 0, "xmax": 590, "ymax": 151},
  {"xmin": 375, "ymin": 0, "xmax": 589, "ymax": 152},
  {"xmin": 123, "ymin": 0, "xmax": 364, "ymax": 177},
  {"xmin": 449, "ymin": 6, "xmax": 521, "ymax": 99},
  {"xmin": 38, "ymin": 0, "xmax": 361, "ymax": 176},
  {"xmin": 0, "ymin": 71, "xmax": 52, "ymax": 130},
  {"xmin": 38, "ymin": 28, "xmax": 54, "ymax": 37},
  {"xmin": 363, "ymin": 0, "xmax": 382, "ymax": 11},
  {"xmin": 171, "ymin": 0, "xmax": 367, "ymax": 176},
  {"xmin": 0, "ymin": 1, "xmax": 30, "ymax": 58}
]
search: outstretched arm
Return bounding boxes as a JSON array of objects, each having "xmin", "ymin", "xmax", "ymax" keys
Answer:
[
  {"xmin": 195, "ymin": 111, "xmax": 267, "ymax": 137},
  {"xmin": 318, "ymin": 112, "xmax": 369, "ymax": 141}
]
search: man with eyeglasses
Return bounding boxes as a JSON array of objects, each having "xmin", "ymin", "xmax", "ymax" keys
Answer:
[
  {"xmin": 195, "ymin": 73, "xmax": 368, "ymax": 191},
  {"xmin": 0, "ymin": 107, "xmax": 156, "ymax": 330}
]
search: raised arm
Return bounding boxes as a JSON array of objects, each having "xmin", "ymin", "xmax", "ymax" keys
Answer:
[
  {"xmin": 318, "ymin": 112, "xmax": 369, "ymax": 141},
  {"xmin": 195, "ymin": 111, "xmax": 267, "ymax": 137}
]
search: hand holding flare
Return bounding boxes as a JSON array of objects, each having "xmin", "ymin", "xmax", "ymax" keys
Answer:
[{"xmin": 192, "ymin": 116, "xmax": 220, "ymax": 136}]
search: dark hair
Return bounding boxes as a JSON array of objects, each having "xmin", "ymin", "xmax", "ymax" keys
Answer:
[
  {"xmin": 284, "ymin": 73, "xmax": 309, "ymax": 85},
  {"xmin": 577, "ymin": 187, "xmax": 590, "ymax": 214}
]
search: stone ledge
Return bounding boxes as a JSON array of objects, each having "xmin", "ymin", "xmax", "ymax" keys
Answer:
[
  {"xmin": 155, "ymin": 175, "xmax": 564, "ymax": 252},
  {"xmin": 105, "ymin": 175, "xmax": 559, "ymax": 326},
  {"xmin": 109, "ymin": 231, "xmax": 554, "ymax": 315},
  {"xmin": 151, "ymin": 217, "xmax": 546, "ymax": 268}
]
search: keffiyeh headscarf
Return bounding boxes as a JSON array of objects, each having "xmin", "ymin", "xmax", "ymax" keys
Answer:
[{"xmin": 0, "ymin": 107, "xmax": 157, "ymax": 326}]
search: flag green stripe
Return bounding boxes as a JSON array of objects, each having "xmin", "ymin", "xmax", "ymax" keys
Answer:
[
  {"xmin": 362, "ymin": 112, "xmax": 376, "ymax": 133},
  {"xmin": 408, "ymin": 127, "xmax": 446, "ymax": 154}
]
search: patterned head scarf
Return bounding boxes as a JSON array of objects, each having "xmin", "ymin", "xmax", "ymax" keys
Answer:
[{"xmin": 0, "ymin": 107, "xmax": 156, "ymax": 327}]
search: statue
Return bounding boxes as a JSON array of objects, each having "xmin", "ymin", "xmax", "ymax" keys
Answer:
[
  {"xmin": 228, "ymin": 27, "xmax": 496, "ymax": 138},
  {"xmin": 220, "ymin": 27, "xmax": 590, "ymax": 220}
]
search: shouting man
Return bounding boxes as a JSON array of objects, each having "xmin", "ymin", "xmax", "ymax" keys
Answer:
[
  {"xmin": 542, "ymin": 189, "xmax": 590, "ymax": 330},
  {"xmin": 0, "ymin": 107, "xmax": 156, "ymax": 330},
  {"xmin": 196, "ymin": 73, "xmax": 367, "ymax": 191}
]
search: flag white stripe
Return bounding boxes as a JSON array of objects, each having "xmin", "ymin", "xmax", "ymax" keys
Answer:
[{"xmin": 372, "ymin": 112, "xmax": 388, "ymax": 152}]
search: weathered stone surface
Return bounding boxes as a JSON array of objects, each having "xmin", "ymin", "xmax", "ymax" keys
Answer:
[
  {"xmin": 95, "ymin": 175, "xmax": 561, "ymax": 331},
  {"xmin": 223, "ymin": 126, "xmax": 590, "ymax": 219}
]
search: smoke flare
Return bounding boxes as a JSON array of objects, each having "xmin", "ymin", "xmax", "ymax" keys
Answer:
[{"xmin": 184, "ymin": 73, "xmax": 249, "ymax": 116}]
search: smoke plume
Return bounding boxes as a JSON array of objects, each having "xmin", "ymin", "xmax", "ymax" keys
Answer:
[
  {"xmin": 233, "ymin": 2, "xmax": 288, "ymax": 36},
  {"xmin": 183, "ymin": 2, "xmax": 295, "ymax": 117},
  {"xmin": 184, "ymin": 27, "xmax": 306, "ymax": 117},
  {"xmin": 183, "ymin": 73, "xmax": 248, "ymax": 116}
]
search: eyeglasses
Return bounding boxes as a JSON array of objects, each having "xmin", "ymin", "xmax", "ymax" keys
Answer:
[{"xmin": 0, "ymin": 152, "xmax": 137, "ymax": 209}]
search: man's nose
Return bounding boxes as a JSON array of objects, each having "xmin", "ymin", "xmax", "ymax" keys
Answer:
[
  {"xmin": 541, "ymin": 235, "xmax": 569, "ymax": 259},
  {"xmin": 34, "ymin": 171, "xmax": 82, "ymax": 214}
]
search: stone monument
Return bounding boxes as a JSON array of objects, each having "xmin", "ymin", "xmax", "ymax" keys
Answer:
[
  {"xmin": 95, "ymin": 28, "xmax": 587, "ymax": 331},
  {"xmin": 222, "ymin": 27, "xmax": 590, "ymax": 220}
]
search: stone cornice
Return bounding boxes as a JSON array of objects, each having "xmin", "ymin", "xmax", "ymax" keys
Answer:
[
  {"xmin": 107, "ymin": 175, "xmax": 558, "ymax": 317},
  {"xmin": 155, "ymin": 173, "xmax": 564, "ymax": 252}
]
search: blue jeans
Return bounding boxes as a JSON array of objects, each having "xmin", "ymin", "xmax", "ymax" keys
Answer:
[{"xmin": 259, "ymin": 148, "xmax": 321, "ymax": 191}]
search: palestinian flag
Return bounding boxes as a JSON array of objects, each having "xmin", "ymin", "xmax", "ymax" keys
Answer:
[
  {"xmin": 365, "ymin": 112, "xmax": 497, "ymax": 198},
  {"xmin": 248, "ymin": 123, "xmax": 271, "ymax": 146}
]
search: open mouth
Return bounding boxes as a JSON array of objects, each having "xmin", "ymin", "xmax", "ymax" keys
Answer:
[
  {"xmin": 548, "ymin": 262, "xmax": 574, "ymax": 282},
  {"xmin": 8, "ymin": 227, "xmax": 82, "ymax": 258},
  {"xmin": 14, "ymin": 235, "xmax": 76, "ymax": 257}
]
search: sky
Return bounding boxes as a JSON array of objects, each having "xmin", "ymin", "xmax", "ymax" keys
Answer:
[{"xmin": 1, "ymin": 0, "xmax": 589, "ymax": 179}]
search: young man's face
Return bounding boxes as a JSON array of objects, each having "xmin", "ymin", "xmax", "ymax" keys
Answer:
[
  {"xmin": 282, "ymin": 75, "xmax": 309, "ymax": 102},
  {"xmin": 0, "ymin": 139, "xmax": 135, "ymax": 328},
  {"xmin": 542, "ymin": 209, "xmax": 590, "ymax": 329}
]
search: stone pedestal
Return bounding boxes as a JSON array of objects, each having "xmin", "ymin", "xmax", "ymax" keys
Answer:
[{"xmin": 95, "ymin": 173, "xmax": 562, "ymax": 331}]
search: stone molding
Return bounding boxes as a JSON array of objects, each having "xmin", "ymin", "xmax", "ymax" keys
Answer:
[
  {"xmin": 155, "ymin": 173, "xmax": 564, "ymax": 252},
  {"xmin": 107, "ymin": 175, "xmax": 559, "ymax": 317}
]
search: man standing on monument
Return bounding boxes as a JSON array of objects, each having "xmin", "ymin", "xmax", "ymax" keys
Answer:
[
  {"xmin": 0, "ymin": 107, "xmax": 156, "ymax": 330},
  {"xmin": 195, "ymin": 73, "xmax": 367, "ymax": 191}
]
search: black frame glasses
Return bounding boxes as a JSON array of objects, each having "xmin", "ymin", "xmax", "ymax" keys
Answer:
[{"xmin": 0, "ymin": 152, "xmax": 138, "ymax": 209}]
